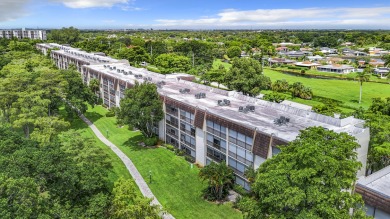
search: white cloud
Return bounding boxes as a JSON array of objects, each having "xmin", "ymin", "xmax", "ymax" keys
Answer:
[
  {"xmin": 155, "ymin": 7, "xmax": 390, "ymax": 29},
  {"xmin": 0, "ymin": 0, "xmax": 30, "ymax": 22},
  {"xmin": 50, "ymin": 0, "xmax": 131, "ymax": 8},
  {"xmin": 121, "ymin": 6, "xmax": 144, "ymax": 11}
]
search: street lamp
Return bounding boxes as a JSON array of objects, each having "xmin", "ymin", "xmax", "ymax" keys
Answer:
[
  {"xmin": 106, "ymin": 129, "xmax": 109, "ymax": 138},
  {"xmin": 149, "ymin": 170, "xmax": 152, "ymax": 184}
]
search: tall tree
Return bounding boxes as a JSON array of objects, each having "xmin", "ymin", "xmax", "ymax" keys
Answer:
[
  {"xmin": 154, "ymin": 53, "xmax": 191, "ymax": 74},
  {"xmin": 110, "ymin": 178, "xmax": 159, "ymax": 219},
  {"xmin": 225, "ymin": 58, "xmax": 271, "ymax": 96},
  {"xmin": 116, "ymin": 46, "xmax": 150, "ymax": 65},
  {"xmin": 118, "ymin": 82, "xmax": 164, "ymax": 138},
  {"xmin": 355, "ymin": 68, "xmax": 371, "ymax": 104},
  {"xmin": 199, "ymin": 162, "xmax": 234, "ymax": 201},
  {"xmin": 227, "ymin": 46, "xmax": 242, "ymax": 58},
  {"xmin": 241, "ymin": 127, "xmax": 367, "ymax": 219}
]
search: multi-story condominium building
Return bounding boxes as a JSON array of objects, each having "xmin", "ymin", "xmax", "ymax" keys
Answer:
[
  {"xmin": 356, "ymin": 165, "xmax": 390, "ymax": 218},
  {"xmin": 0, "ymin": 28, "xmax": 47, "ymax": 40},
  {"xmin": 36, "ymin": 43, "xmax": 370, "ymax": 192}
]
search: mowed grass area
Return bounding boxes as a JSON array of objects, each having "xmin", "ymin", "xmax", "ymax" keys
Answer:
[
  {"xmin": 213, "ymin": 59, "xmax": 232, "ymax": 70},
  {"xmin": 84, "ymin": 105, "xmax": 242, "ymax": 219},
  {"xmin": 59, "ymin": 108, "xmax": 133, "ymax": 190},
  {"xmin": 263, "ymin": 68, "xmax": 390, "ymax": 109}
]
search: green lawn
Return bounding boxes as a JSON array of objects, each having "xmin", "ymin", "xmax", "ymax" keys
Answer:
[
  {"xmin": 60, "ymin": 109, "xmax": 132, "ymax": 190},
  {"xmin": 84, "ymin": 105, "xmax": 242, "ymax": 219},
  {"xmin": 213, "ymin": 59, "xmax": 232, "ymax": 70},
  {"xmin": 263, "ymin": 69, "xmax": 390, "ymax": 110}
]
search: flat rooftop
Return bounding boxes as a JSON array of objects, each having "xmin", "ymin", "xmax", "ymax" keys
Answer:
[
  {"xmin": 358, "ymin": 166, "xmax": 390, "ymax": 198},
  {"xmin": 53, "ymin": 48, "xmax": 119, "ymax": 64},
  {"xmin": 85, "ymin": 62, "xmax": 366, "ymax": 142}
]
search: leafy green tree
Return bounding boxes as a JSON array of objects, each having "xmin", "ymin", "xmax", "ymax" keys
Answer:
[
  {"xmin": 227, "ymin": 46, "xmax": 241, "ymax": 58},
  {"xmin": 365, "ymin": 113, "xmax": 390, "ymax": 173},
  {"xmin": 155, "ymin": 53, "xmax": 191, "ymax": 74},
  {"xmin": 241, "ymin": 127, "xmax": 367, "ymax": 219},
  {"xmin": 174, "ymin": 40, "xmax": 214, "ymax": 67},
  {"xmin": 199, "ymin": 162, "xmax": 234, "ymax": 201},
  {"xmin": 31, "ymin": 117, "xmax": 70, "ymax": 144},
  {"xmin": 48, "ymin": 26, "xmax": 80, "ymax": 44},
  {"xmin": 7, "ymin": 41, "xmax": 33, "ymax": 51},
  {"xmin": 110, "ymin": 178, "xmax": 159, "ymax": 219},
  {"xmin": 118, "ymin": 82, "xmax": 164, "ymax": 138},
  {"xmin": 225, "ymin": 58, "xmax": 271, "ymax": 96},
  {"xmin": 61, "ymin": 66, "xmax": 95, "ymax": 117},
  {"xmin": 116, "ymin": 46, "xmax": 150, "ymax": 65},
  {"xmin": 0, "ymin": 175, "xmax": 49, "ymax": 219},
  {"xmin": 355, "ymin": 69, "xmax": 371, "ymax": 104},
  {"xmin": 145, "ymin": 40, "xmax": 168, "ymax": 61},
  {"xmin": 10, "ymin": 91, "xmax": 50, "ymax": 138},
  {"xmin": 201, "ymin": 64, "xmax": 226, "ymax": 87}
]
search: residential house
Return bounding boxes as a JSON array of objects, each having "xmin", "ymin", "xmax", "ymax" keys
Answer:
[
  {"xmin": 317, "ymin": 64, "xmax": 355, "ymax": 74},
  {"xmin": 326, "ymin": 57, "xmax": 344, "ymax": 65},
  {"xmin": 320, "ymin": 47, "xmax": 338, "ymax": 55},
  {"xmin": 268, "ymin": 58, "xmax": 295, "ymax": 66},
  {"xmin": 373, "ymin": 68, "xmax": 390, "ymax": 78},
  {"xmin": 307, "ymin": 55, "xmax": 324, "ymax": 62},
  {"xmin": 369, "ymin": 59, "xmax": 386, "ymax": 68},
  {"xmin": 294, "ymin": 61, "xmax": 321, "ymax": 70}
]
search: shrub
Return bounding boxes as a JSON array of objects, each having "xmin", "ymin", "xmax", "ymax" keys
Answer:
[
  {"xmin": 174, "ymin": 149, "xmax": 185, "ymax": 156},
  {"xmin": 146, "ymin": 66, "xmax": 161, "ymax": 73},
  {"xmin": 105, "ymin": 107, "xmax": 118, "ymax": 117},
  {"xmin": 232, "ymin": 184, "xmax": 247, "ymax": 196},
  {"xmin": 165, "ymin": 144, "xmax": 175, "ymax": 151},
  {"xmin": 184, "ymin": 155, "xmax": 195, "ymax": 163},
  {"xmin": 263, "ymin": 92, "xmax": 286, "ymax": 103},
  {"xmin": 144, "ymin": 136, "xmax": 158, "ymax": 146},
  {"xmin": 301, "ymin": 69, "xmax": 306, "ymax": 74}
]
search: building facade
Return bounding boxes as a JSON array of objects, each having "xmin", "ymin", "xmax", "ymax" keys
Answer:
[
  {"xmin": 37, "ymin": 43, "xmax": 370, "ymax": 191},
  {"xmin": 356, "ymin": 166, "xmax": 390, "ymax": 218},
  {"xmin": 0, "ymin": 29, "xmax": 47, "ymax": 40}
]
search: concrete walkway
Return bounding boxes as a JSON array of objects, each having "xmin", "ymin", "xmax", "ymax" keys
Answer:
[{"xmin": 79, "ymin": 114, "xmax": 175, "ymax": 219}]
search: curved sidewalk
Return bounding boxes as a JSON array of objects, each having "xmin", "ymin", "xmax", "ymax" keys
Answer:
[{"xmin": 79, "ymin": 114, "xmax": 175, "ymax": 219}]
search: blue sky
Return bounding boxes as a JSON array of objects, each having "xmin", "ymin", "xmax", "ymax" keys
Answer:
[{"xmin": 1, "ymin": 0, "xmax": 390, "ymax": 29}]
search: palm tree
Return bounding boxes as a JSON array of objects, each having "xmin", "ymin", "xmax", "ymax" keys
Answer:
[
  {"xmin": 355, "ymin": 68, "xmax": 371, "ymax": 104},
  {"xmin": 199, "ymin": 162, "xmax": 234, "ymax": 200}
]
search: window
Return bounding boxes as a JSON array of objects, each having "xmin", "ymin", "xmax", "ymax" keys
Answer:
[
  {"xmin": 206, "ymin": 120, "xmax": 226, "ymax": 138},
  {"xmin": 228, "ymin": 143, "xmax": 253, "ymax": 166},
  {"xmin": 207, "ymin": 147, "xmax": 226, "ymax": 163},
  {"xmin": 228, "ymin": 157, "xmax": 248, "ymax": 176},
  {"xmin": 180, "ymin": 110, "xmax": 194, "ymax": 123},
  {"xmin": 272, "ymin": 147, "xmax": 281, "ymax": 156},
  {"xmin": 229, "ymin": 129, "xmax": 253, "ymax": 151},
  {"xmin": 206, "ymin": 134, "xmax": 226, "ymax": 152}
]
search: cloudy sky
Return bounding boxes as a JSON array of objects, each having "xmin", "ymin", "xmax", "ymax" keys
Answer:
[{"xmin": 1, "ymin": 0, "xmax": 390, "ymax": 29}]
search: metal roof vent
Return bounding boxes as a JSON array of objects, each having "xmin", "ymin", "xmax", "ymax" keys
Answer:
[
  {"xmin": 218, "ymin": 99, "xmax": 230, "ymax": 106},
  {"xmin": 274, "ymin": 116, "xmax": 290, "ymax": 126},
  {"xmin": 179, "ymin": 88, "xmax": 190, "ymax": 94}
]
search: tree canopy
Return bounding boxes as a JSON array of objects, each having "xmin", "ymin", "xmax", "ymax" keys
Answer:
[
  {"xmin": 118, "ymin": 82, "xmax": 164, "ymax": 138},
  {"xmin": 239, "ymin": 127, "xmax": 367, "ymax": 219},
  {"xmin": 225, "ymin": 57, "xmax": 271, "ymax": 96}
]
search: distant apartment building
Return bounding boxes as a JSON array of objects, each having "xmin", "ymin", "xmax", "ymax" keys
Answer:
[
  {"xmin": 37, "ymin": 43, "xmax": 370, "ymax": 192},
  {"xmin": 0, "ymin": 28, "xmax": 47, "ymax": 40}
]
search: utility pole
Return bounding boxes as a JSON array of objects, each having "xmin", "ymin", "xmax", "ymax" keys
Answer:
[{"xmin": 150, "ymin": 44, "xmax": 153, "ymax": 57}]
